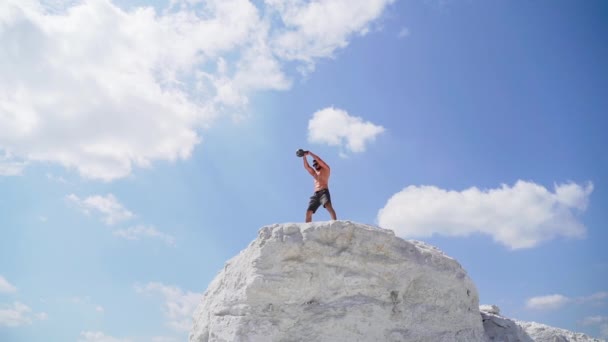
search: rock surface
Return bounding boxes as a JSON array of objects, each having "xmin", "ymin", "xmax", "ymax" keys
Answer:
[
  {"xmin": 481, "ymin": 305, "xmax": 603, "ymax": 342},
  {"xmin": 190, "ymin": 221, "xmax": 603, "ymax": 341},
  {"xmin": 481, "ymin": 307, "xmax": 534, "ymax": 342},
  {"xmin": 190, "ymin": 221, "xmax": 485, "ymax": 342}
]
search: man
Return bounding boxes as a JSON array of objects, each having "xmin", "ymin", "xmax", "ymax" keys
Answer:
[{"xmin": 302, "ymin": 151, "xmax": 337, "ymax": 223}]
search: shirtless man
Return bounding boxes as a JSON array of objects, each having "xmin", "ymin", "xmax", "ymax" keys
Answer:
[{"xmin": 302, "ymin": 151, "xmax": 337, "ymax": 223}]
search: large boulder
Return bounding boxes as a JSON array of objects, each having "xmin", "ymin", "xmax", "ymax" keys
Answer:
[{"xmin": 190, "ymin": 221, "xmax": 485, "ymax": 342}]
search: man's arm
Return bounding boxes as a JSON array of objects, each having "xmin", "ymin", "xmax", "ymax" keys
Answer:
[
  {"xmin": 303, "ymin": 154, "xmax": 316, "ymax": 176},
  {"xmin": 307, "ymin": 151, "xmax": 330, "ymax": 170}
]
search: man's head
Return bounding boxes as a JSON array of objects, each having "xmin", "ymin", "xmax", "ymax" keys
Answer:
[{"xmin": 312, "ymin": 160, "xmax": 321, "ymax": 170}]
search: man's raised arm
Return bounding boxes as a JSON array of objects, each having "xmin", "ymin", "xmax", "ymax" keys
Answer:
[
  {"xmin": 308, "ymin": 151, "xmax": 330, "ymax": 170},
  {"xmin": 303, "ymin": 153, "xmax": 316, "ymax": 176}
]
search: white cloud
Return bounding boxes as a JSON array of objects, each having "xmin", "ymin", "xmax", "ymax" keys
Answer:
[
  {"xmin": 70, "ymin": 296, "xmax": 91, "ymax": 305},
  {"xmin": 135, "ymin": 282, "xmax": 201, "ymax": 332},
  {"xmin": 526, "ymin": 294, "xmax": 571, "ymax": 310},
  {"xmin": 67, "ymin": 193, "xmax": 134, "ymax": 225},
  {"xmin": 582, "ymin": 316, "xmax": 608, "ymax": 339},
  {"xmin": 582, "ymin": 316, "xmax": 608, "ymax": 325},
  {"xmin": 0, "ymin": 276, "xmax": 17, "ymax": 294},
  {"xmin": 0, "ymin": 150, "xmax": 26, "ymax": 176},
  {"xmin": 0, "ymin": 0, "xmax": 393, "ymax": 181},
  {"xmin": 398, "ymin": 27, "xmax": 410, "ymax": 38},
  {"xmin": 65, "ymin": 296, "xmax": 106, "ymax": 315},
  {"xmin": 579, "ymin": 292, "xmax": 608, "ymax": 304},
  {"xmin": 67, "ymin": 194, "xmax": 175, "ymax": 245},
  {"xmin": 152, "ymin": 337, "xmax": 179, "ymax": 342},
  {"xmin": 78, "ymin": 331, "xmax": 131, "ymax": 342},
  {"xmin": 113, "ymin": 225, "xmax": 176, "ymax": 246},
  {"xmin": 600, "ymin": 325, "xmax": 608, "ymax": 340},
  {"xmin": 0, "ymin": 301, "xmax": 46, "ymax": 327},
  {"xmin": 46, "ymin": 173, "xmax": 69, "ymax": 184},
  {"xmin": 308, "ymin": 107, "xmax": 385, "ymax": 154},
  {"xmin": 377, "ymin": 181, "xmax": 593, "ymax": 249},
  {"xmin": 0, "ymin": 302, "xmax": 33, "ymax": 327},
  {"xmin": 1, "ymin": 0, "xmax": 210, "ymax": 181},
  {"xmin": 0, "ymin": 160, "xmax": 26, "ymax": 176},
  {"xmin": 268, "ymin": 0, "xmax": 395, "ymax": 63},
  {"xmin": 525, "ymin": 291, "xmax": 607, "ymax": 312}
]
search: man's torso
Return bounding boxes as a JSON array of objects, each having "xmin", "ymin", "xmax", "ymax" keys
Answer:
[{"xmin": 313, "ymin": 168, "xmax": 330, "ymax": 192}]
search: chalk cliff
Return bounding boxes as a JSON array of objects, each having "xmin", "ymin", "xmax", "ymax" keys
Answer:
[
  {"xmin": 190, "ymin": 221, "xmax": 484, "ymax": 341},
  {"xmin": 190, "ymin": 221, "xmax": 603, "ymax": 341}
]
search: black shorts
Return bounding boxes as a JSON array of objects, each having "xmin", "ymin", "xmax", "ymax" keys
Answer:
[{"xmin": 307, "ymin": 189, "xmax": 332, "ymax": 213}]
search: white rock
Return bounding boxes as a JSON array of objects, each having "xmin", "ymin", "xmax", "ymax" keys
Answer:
[
  {"xmin": 480, "ymin": 304, "xmax": 501, "ymax": 315},
  {"xmin": 482, "ymin": 310, "xmax": 534, "ymax": 342},
  {"xmin": 481, "ymin": 310, "xmax": 604, "ymax": 342},
  {"xmin": 190, "ymin": 221, "xmax": 485, "ymax": 342},
  {"xmin": 518, "ymin": 320, "xmax": 604, "ymax": 342}
]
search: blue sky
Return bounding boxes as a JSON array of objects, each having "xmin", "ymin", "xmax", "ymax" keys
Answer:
[{"xmin": 1, "ymin": 0, "xmax": 607, "ymax": 341}]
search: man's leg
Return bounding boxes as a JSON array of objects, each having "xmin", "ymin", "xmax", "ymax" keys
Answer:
[
  {"xmin": 306, "ymin": 192, "xmax": 321, "ymax": 223},
  {"xmin": 325, "ymin": 203, "xmax": 337, "ymax": 220},
  {"xmin": 305, "ymin": 210, "xmax": 313, "ymax": 223}
]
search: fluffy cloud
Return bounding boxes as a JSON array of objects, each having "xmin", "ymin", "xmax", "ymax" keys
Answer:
[
  {"xmin": 0, "ymin": 302, "xmax": 31, "ymax": 327},
  {"xmin": 67, "ymin": 193, "xmax": 134, "ymax": 225},
  {"xmin": 1, "ymin": 0, "xmax": 212, "ymax": 181},
  {"xmin": 525, "ymin": 291, "xmax": 608, "ymax": 311},
  {"xmin": 268, "ymin": 0, "xmax": 395, "ymax": 63},
  {"xmin": 135, "ymin": 282, "xmax": 201, "ymax": 332},
  {"xmin": 526, "ymin": 294, "xmax": 570, "ymax": 310},
  {"xmin": 0, "ymin": 276, "xmax": 17, "ymax": 294},
  {"xmin": 0, "ymin": 162, "xmax": 24, "ymax": 176},
  {"xmin": 377, "ymin": 181, "xmax": 593, "ymax": 249},
  {"xmin": 0, "ymin": 302, "xmax": 46, "ymax": 327},
  {"xmin": 67, "ymin": 193, "xmax": 175, "ymax": 243},
  {"xmin": 78, "ymin": 331, "xmax": 131, "ymax": 342},
  {"xmin": 582, "ymin": 316, "xmax": 608, "ymax": 339},
  {"xmin": 0, "ymin": 279, "xmax": 46, "ymax": 327},
  {"xmin": 0, "ymin": 0, "xmax": 393, "ymax": 180},
  {"xmin": 308, "ymin": 107, "xmax": 385, "ymax": 154},
  {"xmin": 113, "ymin": 225, "xmax": 176, "ymax": 246},
  {"xmin": 0, "ymin": 152, "xmax": 26, "ymax": 176}
]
